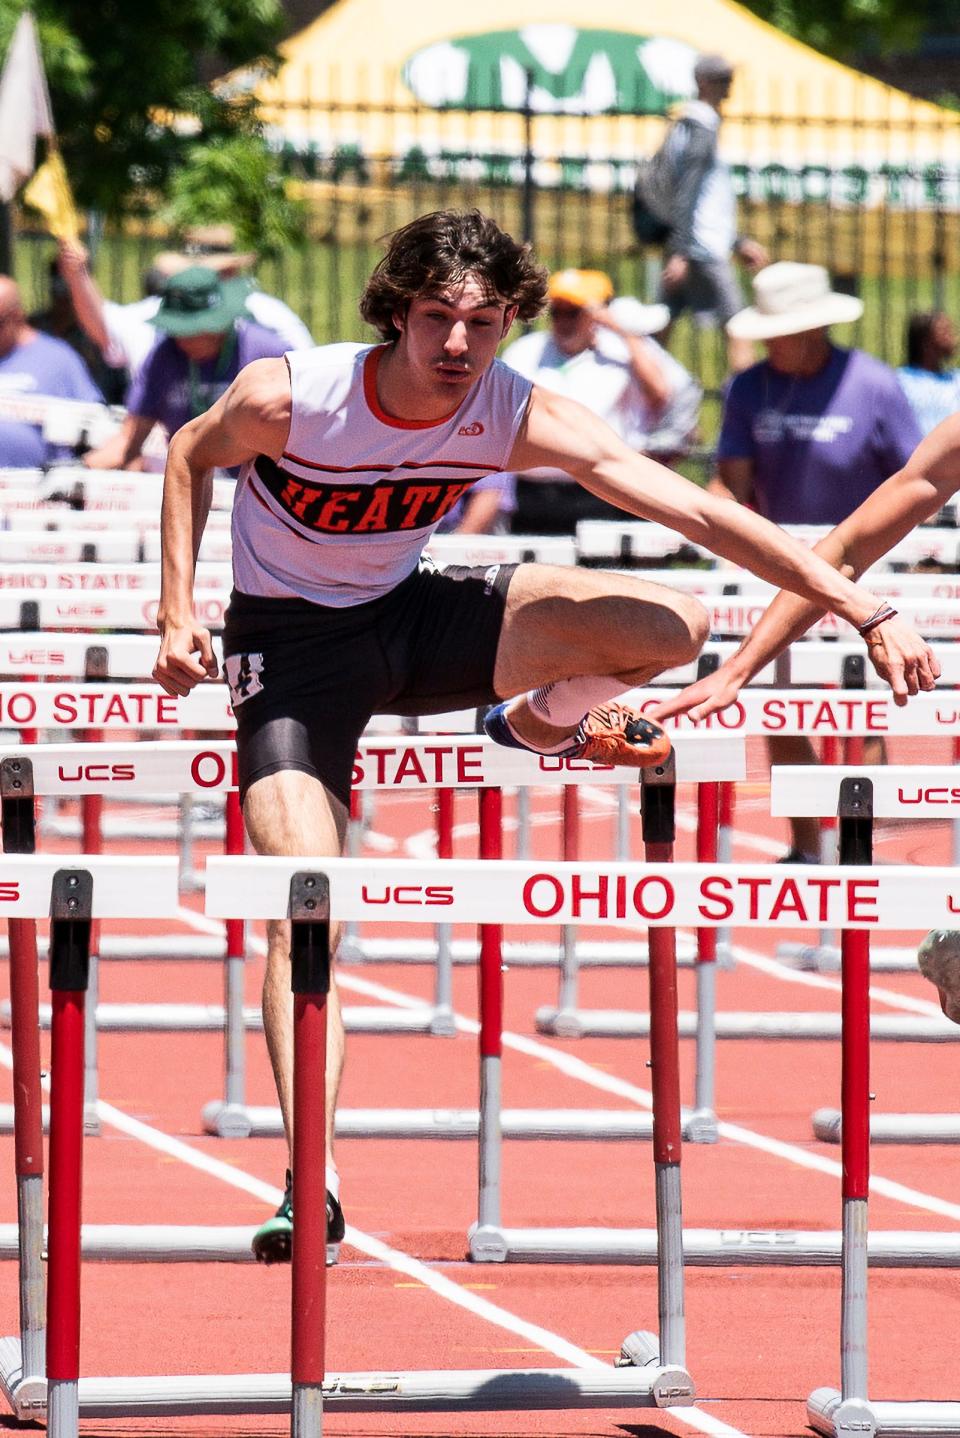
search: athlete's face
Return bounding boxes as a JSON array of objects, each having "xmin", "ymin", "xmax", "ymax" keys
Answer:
[{"xmin": 397, "ymin": 276, "xmax": 517, "ymax": 392}]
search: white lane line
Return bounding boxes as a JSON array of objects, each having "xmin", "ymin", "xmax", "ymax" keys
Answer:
[
  {"xmin": 730, "ymin": 942, "xmax": 941, "ymax": 1016},
  {"xmin": 176, "ymin": 906, "xmax": 960, "ymax": 1220},
  {"xmin": 316, "ymin": 961, "xmax": 960, "ymax": 1224},
  {"xmin": 177, "ymin": 906, "xmax": 960, "ymax": 1218},
  {"xmin": 0, "ymin": 1037, "xmax": 749, "ymax": 1438}
]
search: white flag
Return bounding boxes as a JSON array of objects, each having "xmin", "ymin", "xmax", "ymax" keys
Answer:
[{"xmin": 0, "ymin": 13, "xmax": 54, "ymax": 202}]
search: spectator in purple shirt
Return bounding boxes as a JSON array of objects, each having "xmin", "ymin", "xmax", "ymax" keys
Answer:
[
  {"xmin": 83, "ymin": 267, "xmax": 288, "ymax": 470},
  {"xmin": 715, "ymin": 262, "xmax": 921, "ymax": 523},
  {"xmin": 714, "ymin": 262, "xmax": 922, "ymax": 864},
  {"xmin": 0, "ymin": 274, "xmax": 104, "ymax": 468}
]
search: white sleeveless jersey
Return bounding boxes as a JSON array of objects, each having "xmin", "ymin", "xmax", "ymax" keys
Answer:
[{"xmin": 232, "ymin": 342, "xmax": 532, "ymax": 606}]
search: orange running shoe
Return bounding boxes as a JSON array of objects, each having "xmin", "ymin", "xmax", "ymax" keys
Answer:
[{"xmin": 573, "ymin": 702, "xmax": 672, "ymax": 768}]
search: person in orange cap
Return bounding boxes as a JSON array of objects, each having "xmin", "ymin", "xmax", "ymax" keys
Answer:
[{"xmin": 500, "ymin": 267, "xmax": 700, "ymax": 532}]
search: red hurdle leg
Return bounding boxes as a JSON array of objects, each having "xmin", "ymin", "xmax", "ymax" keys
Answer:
[
  {"xmin": 1, "ymin": 757, "xmax": 45, "ymax": 1381},
  {"xmin": 289, "ymin": 871, "xmax": 331, "ymax": 1437},
  {"xmin": 557, "ymin": 785, "xmax": 580, "ymax": 1014},
  {"xmin": 640, "ymin": 756, "xmax": 685, "ymax": 1369},
  {"xmin": 693, "ymin": 781, "xmax": 719, "ymax": 1128},
  {"xmin": 223, "ymin": 790, "xmax": 247, "ymax": 1114},
  {"xmin": 79, "ymin": 738, "xmax": 102, "ymax": 1136},
  {"xmin": 432, "ymin": 787, "xmax": 456, "ymax": 1024},
  {"xmin": 476, "ymin": 787, "xmax": 504, "ymax": 1237},
  {"xmin": 46, "ymin": 869, "xmax": 93, "ymax": 1438}
]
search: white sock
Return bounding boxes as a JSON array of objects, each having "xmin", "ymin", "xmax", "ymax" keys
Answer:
[
  {"xmin": 503, "ymin": 710, "xmax": 578, "ymax": 755},
  {"xmin": 526, "ymin": 676, "xmax": 627, "ymax": 727},
  {"xmin": 326, "ymin": 1164, "xmax": 340, "ymax": 1200}
]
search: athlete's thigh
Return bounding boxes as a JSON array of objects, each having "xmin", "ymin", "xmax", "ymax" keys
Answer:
[{"xmin": 493, "ymin": 562, "xmax": 708, "ymax": 696}]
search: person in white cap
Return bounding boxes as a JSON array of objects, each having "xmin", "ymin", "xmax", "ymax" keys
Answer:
[
  {"xmin": 500, "ymin": 267, "xmax": 701, "ymax": 532},
  {"xmin": 668, "ymin": 259, "xmax": 923, "ymax": 862}
]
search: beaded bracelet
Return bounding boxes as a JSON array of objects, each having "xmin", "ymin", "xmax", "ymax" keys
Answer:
[{"xmin": 858, "ymin": 603, "xmax": 898, "ymax": 636}]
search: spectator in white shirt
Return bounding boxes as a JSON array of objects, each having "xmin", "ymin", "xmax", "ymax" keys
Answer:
[{"xmin": 500, "ymin": 268, "xmax": 701, "ymax": 533}]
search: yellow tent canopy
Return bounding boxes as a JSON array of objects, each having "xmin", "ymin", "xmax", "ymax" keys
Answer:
[{"xmin": 234, "ymin": 0, "xmax": 960, "ymax": 203}]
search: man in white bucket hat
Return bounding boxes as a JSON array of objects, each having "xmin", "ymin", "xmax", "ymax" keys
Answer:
[
  {"xmin": 712, "ymin": 260, "xmax": 922, "ymax": 863},
  {"xmin": 715, "ymin": 261, "xmax": 920, "ymax": 529}
]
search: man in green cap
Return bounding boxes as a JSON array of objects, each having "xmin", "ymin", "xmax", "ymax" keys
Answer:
[{"xmin": 83, "ymin": 266, "xmax": 288, "ymax": 469}]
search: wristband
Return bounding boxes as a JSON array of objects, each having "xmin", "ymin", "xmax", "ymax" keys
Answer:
[{"xmin": 858, "ymin": 603, "xmax": 897, "ymax": 636}]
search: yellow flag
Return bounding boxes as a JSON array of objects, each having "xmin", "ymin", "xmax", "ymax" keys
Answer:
[{"xmin": 23, "ymin": 150, "xmax": 80, "ymax": 242}]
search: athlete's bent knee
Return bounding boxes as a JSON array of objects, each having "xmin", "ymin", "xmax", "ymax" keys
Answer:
[{"xmin": 671, "ymin": 595, "xmax": 710, "ymax": 664}]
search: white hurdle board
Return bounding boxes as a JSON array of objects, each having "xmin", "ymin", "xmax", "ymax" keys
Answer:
[
  {"xmin": 0, "ymin": 396, "xmax": 122, "ymax": 447},
  {"xmin": 205, "ymin": 856, "xmax": 960, "ymax": 931},
  {"xmin": 0, "ymin": 466, "xmax": 235, "ymax": 512},
  {"xmin": 0, "ymin": 561, "xmax": 230, "ymax": 591},
  {"xmin": 596, "ymin": 568, "xmax": 960, "ymax": 602},
  {"xmin": 698, "ymin": 596, "xmax": 960, "ymax": 640},
  {"xmin": 0, "ymin": 534, "xmax": 231, "ymax": 565},
  {"xmin": 576, "ymin": 519, "xmax": 960, "ymax": 570},
  {"xmin": 1, "ymin": 508, "xmax": 232, "ymax": 533},
  {"xmin": 633, "ymin": 688, "xmax": 960, "ymax": 738},
  {"xmin": 4, "ymin": 634, "xmax": 960, "ymax": 690},
  {"xmin": 14, "ymin": 587, "xmax": 960, "ymax": 640},
  {"xmin": 0, "ymin": 855, "xmax": 176, "ymax": 916},
  {"xmin": 0, "ymin": 591, "xmax": 227, "ymax": 631},
  {"xmin": 0, "ymin": 683, "xmax": 235, "ymax": 730},
  {"xmin": 425, "ymin": 534, "xmax": 577, "ymax": 567},
  {"xmin": 0, "ymin": 634, "xmax": 223, "ymax": 678},
  {"xmin": 0, "ymin": 733, "xmax": 744, "ymax": 793},
  {"xmin": 772, "ymin": 766, "xmax": 960, "ymax": 818}
]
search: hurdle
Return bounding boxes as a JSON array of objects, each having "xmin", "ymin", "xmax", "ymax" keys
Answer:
[
  {"xmin": 0, "ymin": 733, "xmax": 742, "ymax": 1146},
  {"xmin": 0, "ymin": 855, "xmax": 179, "ymax": 1424},
  {"xmin": 13, "ymin": 853, "xmax": 696, "ymax": 1427},
  {"xmin": 774, "ymin": 764, "xmax": 960, "ymax": 1148},
  {"xmin": 576, "ymin": 516, "xmax": 960, "ymax": 572},
  {"xmin": 207, "ymin": 853, "xmax": 960, "ymax": 1267}
]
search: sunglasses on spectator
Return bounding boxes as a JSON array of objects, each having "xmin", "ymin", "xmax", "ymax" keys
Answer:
[{"xmin": 548, "ymin": 302, "xmax": 585, "ymax": 319}]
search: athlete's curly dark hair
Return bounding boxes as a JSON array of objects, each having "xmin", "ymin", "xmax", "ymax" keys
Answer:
[{"xmin": 360, "ymin": 209, "xmax": 547, "ymax": 341}]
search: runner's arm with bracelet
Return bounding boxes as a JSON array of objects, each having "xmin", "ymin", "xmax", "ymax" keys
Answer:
[
  {"xmin": 650, "ymin": 413, "xmax": 960, "ymax": 722},
  {"xmin": 154, "ymin": 356, "xmax": 291, "ymax": 697},
  {"xmin": 510, "ymin": 385, "xmax": 940, "ymax": 703}
]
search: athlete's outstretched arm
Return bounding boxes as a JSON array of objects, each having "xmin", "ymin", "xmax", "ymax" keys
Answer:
[
  {"xmin": 651, "ymin": 414, "xmax": 960, "ymax": 720},
  {"xmin": 153, "ymin": 357, "xmax": 291, "ymax": 697},
  {"xmin": 509, "ymin": 386, "xmax": 939, "ymax": 703}
]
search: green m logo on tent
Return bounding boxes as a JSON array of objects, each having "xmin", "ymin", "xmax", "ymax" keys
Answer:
[{"xmin": 402, "ymin": 26, "xmax": 697, "ymax": 115}]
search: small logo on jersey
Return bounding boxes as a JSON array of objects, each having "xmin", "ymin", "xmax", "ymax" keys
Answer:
[
  {"xmin": 225, "ymin": 653, "xmax": 264, "ymax": 708},
  {"xmin": 458, "ymin": 421, "xmax": 484, "ymax": 436}
]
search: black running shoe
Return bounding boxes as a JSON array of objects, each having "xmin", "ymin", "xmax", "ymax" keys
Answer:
[
  {"xmin": 776, "ymin": 847, "xmax": 820, "ymax": 865},
  {"xmin": 252, "ymin": 1170, "xmax": 345, "ymax": 1266}
]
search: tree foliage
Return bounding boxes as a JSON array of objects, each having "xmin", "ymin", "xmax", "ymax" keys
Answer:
[
  {"xmin": 734, "ymin": 0, "xmax": 926, "ymax": 62},
  {"xmin": 163, "ymin": 133, "xmax": 309, "ymax": 259},
  {"xmin": 0, "ymin": 0, "xmax": 285, "ymax": 214}
]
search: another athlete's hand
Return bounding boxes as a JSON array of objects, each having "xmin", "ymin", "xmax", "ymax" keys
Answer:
[
  {"xmin": 153, "ymin": 621, "xmax": 219, "ymax": 698},
  {"xmin": 648, "ymin": 662, "xmax": 747, "ymax": 725},
  {"xmin": 862, "ymin": 617, "xmax": 940, "ymax": 706}
]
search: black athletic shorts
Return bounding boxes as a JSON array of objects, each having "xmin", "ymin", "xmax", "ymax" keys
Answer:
[{"xmin": 222, "ymin": 561, "xmax": 518, "ymax": 808}]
